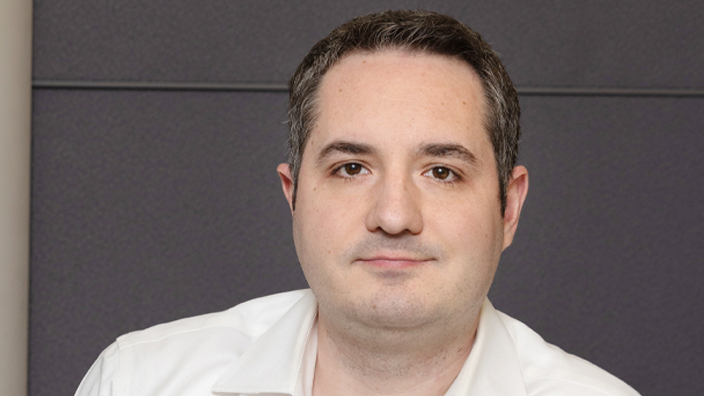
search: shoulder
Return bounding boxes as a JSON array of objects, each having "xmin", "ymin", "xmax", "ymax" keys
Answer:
[
  {"xmin": 114, "ymin": 289, "xmax": 308, "ymax": 349},
  {"xmin": 74, "ymin": 289, "xmax": 310, "ymax": 396},
  {"xmin": 495, "ymin": 310, "xmax": 641, "ymax": 396}
]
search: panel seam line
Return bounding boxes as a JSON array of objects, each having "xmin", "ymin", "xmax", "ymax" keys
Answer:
[{"xmin": 31, "ymin": 80, "xmax": 704, "ymax": 97}]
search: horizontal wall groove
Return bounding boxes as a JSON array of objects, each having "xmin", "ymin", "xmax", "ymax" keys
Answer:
[
  {"xmin": 32, "ymin": 80, "xmax": 289, "ymax": 92},
  {"xmin": 32, "ymin": 80, "xmax": 704, "ymax": 97},
  {"xmin": 517, "ymin": 86, "xmax": 704, "ymax": 97}
]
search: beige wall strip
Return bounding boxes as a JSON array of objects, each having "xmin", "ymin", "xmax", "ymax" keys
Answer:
[{"xmin": 0, "ymin": 0, "xmax": 32, "ymax": 395}]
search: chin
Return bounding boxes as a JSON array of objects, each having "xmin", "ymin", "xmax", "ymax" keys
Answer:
[{"xmin": 352, "ymin": 289, "xmax": 438, "ymax": 329}]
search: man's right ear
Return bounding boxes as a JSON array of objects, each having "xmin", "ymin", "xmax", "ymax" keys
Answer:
[{"xmin": 277, "ymin": 163, "xmax": 295, "ymax": 214}]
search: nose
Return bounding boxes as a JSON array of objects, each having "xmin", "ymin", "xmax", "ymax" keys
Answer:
[{"xmin": 365, "ymin": 173, "xmax": 423, "ymax": 235}]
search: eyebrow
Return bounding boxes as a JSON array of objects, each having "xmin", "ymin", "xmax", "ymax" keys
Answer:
[
  {"xmin": 316, "ymin": 141, "xmax": 378, "ymax": 164},
  {"xmin": 417, "ymin": 143, "xmax": 479, "ymax": 167}
]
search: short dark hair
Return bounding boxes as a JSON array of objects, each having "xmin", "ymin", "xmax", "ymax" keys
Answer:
[{"xmin": 287, "ymin": 10, "xmax": 520, "ymax": 213}]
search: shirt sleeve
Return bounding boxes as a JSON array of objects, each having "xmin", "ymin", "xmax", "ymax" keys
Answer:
[{"xmin": 74, "ymin": 342, "xmax": 120, "ymax": 396}]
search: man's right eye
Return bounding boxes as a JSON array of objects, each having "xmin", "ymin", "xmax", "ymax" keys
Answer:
[{"xmin": 335, "ymin": 163, "xmax": 368, "ymax": 177}]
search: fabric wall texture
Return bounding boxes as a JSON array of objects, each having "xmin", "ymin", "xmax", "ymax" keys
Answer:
[
  {"xmin": 0, "ymin": 1, "xmax": 32, "ymax": 396},
  {"xmin": 31, "ymin": 1, "xmax": 703, "ymax": 396}
]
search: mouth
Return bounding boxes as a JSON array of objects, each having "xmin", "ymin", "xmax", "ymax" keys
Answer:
[{"xmin": 356, "ymin": 256, "xmax": 432, "ymax": 270}]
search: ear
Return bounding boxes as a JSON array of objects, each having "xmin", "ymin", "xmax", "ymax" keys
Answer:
[
  {"xmin": 502, "ymin": 165, "xmax": 529, "ymax": 250},
  {"xmin": 277, "ymin": 163, "xmax": 295, "ymax": 214}
]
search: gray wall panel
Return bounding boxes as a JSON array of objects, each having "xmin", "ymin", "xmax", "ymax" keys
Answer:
[
  {"xmin": 491, "ymin": 95, "xmax": 704, "ymax": 395},
  {"xmin": 30, "ymin": 90, "xmax": 704, "ymax": 395},
  {"xmin": 33, "ymin": 0, "xmax": 704, "ymax": 89},
  {"xmin": 30, "ymin": 89, "xmax": 306, "ymax": 396},
  {"xmin": 30, "ymin": 2, "xmax": 704, "ymax": 396}
]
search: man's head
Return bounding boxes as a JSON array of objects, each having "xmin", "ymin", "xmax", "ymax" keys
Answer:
[
  {"xmin": 287, "ymin": 9, "xmax": 520, "ymax": 213},
  {"xmin": 277, "ymin": 10, "xmax": 528, "ymax": 344}
]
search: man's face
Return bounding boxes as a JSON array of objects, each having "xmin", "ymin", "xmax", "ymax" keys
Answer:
[{"xmin": 278, "ymin": 50, "xmax": 526, "ymax": 332}]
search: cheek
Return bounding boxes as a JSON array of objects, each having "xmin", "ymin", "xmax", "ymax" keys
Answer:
[
  {"xmin": 427, "ymin": 198, "xmax": 504, "ymax": 265},
  {"xmin": 292, "ymin": 186, "xmax": 360, "ymax": 262},
  {"xmin": 292, "ymin": 191, "xmax": 358, "ymax": 302}
]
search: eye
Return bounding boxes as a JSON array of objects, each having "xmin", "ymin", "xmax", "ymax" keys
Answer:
[
  {"xmin": 335, "ymin": 163, "xmax": 368, "ymax": 177},
  {"xmin": 424, "ymin": 166, "xmax": 457, "ymax": 182}
]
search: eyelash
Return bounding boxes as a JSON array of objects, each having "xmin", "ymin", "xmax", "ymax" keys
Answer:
[
  {"xmin": 333, "ymin": 163, "xmax": 461, "ymax": 183},
  {"xmin": 333, "ymin": 162, "xmax": 369, "ymax": 178},
  {"xmin": 423, "ymin": 166, "xmax": 461, "ymax": 183}
]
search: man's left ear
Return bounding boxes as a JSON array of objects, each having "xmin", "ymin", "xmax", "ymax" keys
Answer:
[{"xmin": 502, "ymin": 165, "xmax": 529, "ymax": 250}]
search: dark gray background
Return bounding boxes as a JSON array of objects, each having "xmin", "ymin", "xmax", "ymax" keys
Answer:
[{"xmin": 30, "ymin": 1, "xmax": 703, "ymax": 395}]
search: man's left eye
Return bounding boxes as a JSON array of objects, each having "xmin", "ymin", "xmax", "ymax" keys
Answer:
[{"xmin": 424, "ymin": 166, "xmax": 456, "ymax": 181}]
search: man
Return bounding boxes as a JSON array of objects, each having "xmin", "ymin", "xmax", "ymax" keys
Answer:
[{"xmin": 76, "ymin": 10, "xmax": 640, "ymax": 396}]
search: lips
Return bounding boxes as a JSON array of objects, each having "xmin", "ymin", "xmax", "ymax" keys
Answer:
[{"xmin": 356, "ymin": 257, "xmax": 430, "ymax": 269}]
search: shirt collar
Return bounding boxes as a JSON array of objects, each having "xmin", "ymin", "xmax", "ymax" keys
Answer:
[
  {"xmin": 446, "ymin": 298, "xmax": 528, "ymax": 396},
  {"xmin": 212, "ymin": 292, "xmax": 527, "ymax": 396},
  {"xmin": 212, "ymin": 290, "xmax": 317, "ymax": 395}
]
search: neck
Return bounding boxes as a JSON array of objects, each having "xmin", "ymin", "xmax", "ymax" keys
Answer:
[{"xmin": 312, "ymin": 311, "xmax": 479, "ymax": 396}]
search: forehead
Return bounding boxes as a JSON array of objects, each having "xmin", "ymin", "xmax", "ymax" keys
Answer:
[{"xmin": 311, "ymin": 50, "xmax": 489, "ymax": 151}]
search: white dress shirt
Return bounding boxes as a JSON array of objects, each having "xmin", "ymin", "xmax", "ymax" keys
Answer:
[{"xmin": 75, "ymin": 289, "xmax": 640, "ymax": 396}]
